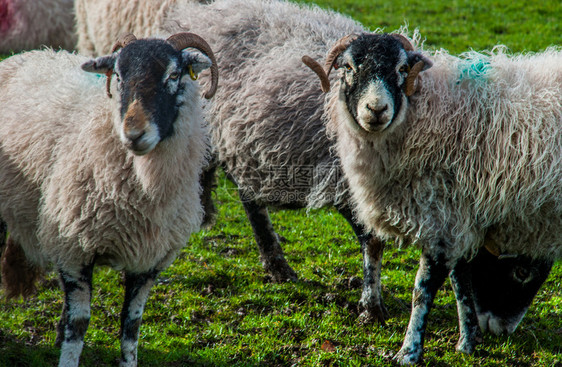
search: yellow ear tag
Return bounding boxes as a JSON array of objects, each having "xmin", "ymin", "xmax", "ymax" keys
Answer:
[{"xmin": 188, "ymin": 65, "xmax": 198, "ymax": 81}]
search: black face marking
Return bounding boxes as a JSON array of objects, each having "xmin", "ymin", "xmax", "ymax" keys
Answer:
[
  {"xmin": 470, "ymin": 249, "xmax": 552, "ymax": 320},
  {"xmin": 116, "ymin": 39, "xmax": 186, "ymax": 141},
  {"xmin": 338, "ymin": 34, "xmax": 406, "ymax": 128}
]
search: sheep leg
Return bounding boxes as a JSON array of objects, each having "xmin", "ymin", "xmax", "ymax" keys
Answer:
[
  {"xmin": 395, "ymin": 250, "xmax": 449, "ymax": 366},
  {"xmin": 1, "ymin": 236, "xmax": 41, "ymax": 299},
  {"xmin": 57, "ymin": 262, "xmax": 95, "ymax": 367},
  {"xmin": 449, "ymin": 258, "xmax": 482, "ymax": 354},
  {"xmin": 119, "ymin": 269, "xmax": 158, "ymax": 367},
  {"xmin": 0, "ymin": 219, "xmax": 6, "ymax": 250},
  {"xmin": 199, "ymin": 161, "xmax": 218, "ymax": 229},
  {"xmin": 241, "ymin": 198, "xmax": 298, "ymax": 282},
  {"xmin": 336, "ymin": 205, "xmax": 388, "ymax": 324}
]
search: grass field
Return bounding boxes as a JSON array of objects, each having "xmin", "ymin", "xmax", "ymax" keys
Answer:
[{"xmin": 1, "ymin": 0, "xmax": 562, "ymax": 366}]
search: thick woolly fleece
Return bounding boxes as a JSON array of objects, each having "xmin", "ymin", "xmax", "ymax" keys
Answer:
[
  {"xmin": 0, "ymin": 0, "xmax": 76, "ymax": 52},
  {"xmin": 327, "ymin": 42, "xmax": 562, "ymax": 263},
  {"xmin": 75, "ymin": 0, "xmax": 366, "ymax": 209},
  {"xmin": 0, "ymin": 49, "xmax": 208, "ymax": 275}
]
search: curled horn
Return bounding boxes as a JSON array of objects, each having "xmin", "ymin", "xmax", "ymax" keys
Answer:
[
  {"xmin": 390, "ymin": 33, "xmax": 414, "ymax": 51},
  {"xmin": 302, "ymin": 33, "xmax": 360, "ymax": 93},
  {"xmin": 404, "ymin": 60, "xmax": 425, "ymax": 96},
  {"xmin": 302, "ymin": 55, "xmax": 330, "ymax": 93},
  {"xmin": 166, "ymin": 32, "xmax": 219, "ymax": 99},
  {"xmin": 391, "ymin": 33, "xmax": 425, "ymax": 97},
  {"xmin": 324, "ymin": 33, "xmax": 360, "ymax": 76},
  {"xmin": 105, "ymin": 33, "xmax": 138, "ymax": 98}
]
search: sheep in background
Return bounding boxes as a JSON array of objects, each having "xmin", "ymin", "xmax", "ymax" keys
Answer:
[
  {"xmin": 304, "ymin": 32, "xmax": 562, "ymax": 364},
  {"xmin": 0, "ymin": 0, "xmax": 76, "ymax": 53},
  {"xmin": 0, "ymin": 32, "xmax": 217, "ymax": 367}
]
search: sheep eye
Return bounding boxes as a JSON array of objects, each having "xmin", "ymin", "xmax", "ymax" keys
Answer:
[
  {"xmin": 344, "ymin": 64, "xmax": 353, "ymax": 72},
  {"xmin": 513, "ymin": 266, "xmax": 532, "ymax": 283},
  {"xmin": 169, "ymin": 72, "xmax": 180, "ymax": 81},
  {"xmin": 399, "ymin": 65, "xmax": 410, "ymax": 74}
]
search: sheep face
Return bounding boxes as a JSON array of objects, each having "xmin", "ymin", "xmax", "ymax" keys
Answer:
[
  {"xmin": 334, "ymin": 34, "xmax": 431, "ymax": 133},
  {"xmin": 471, "ymin": 250, "xmax": 552, "ymax": 335},
  {"xmin": 81, "ymin": 39, "xmax": 212, "ymax": 155}
]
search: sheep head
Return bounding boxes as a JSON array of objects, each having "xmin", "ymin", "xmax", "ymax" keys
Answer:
[
  {"xmin": 302, "ymin": 33, "xmax": 433, "ymax": 133},
  {"xmin": 81, "ymin": 32, "xmax": 218, "ymax": 155}
]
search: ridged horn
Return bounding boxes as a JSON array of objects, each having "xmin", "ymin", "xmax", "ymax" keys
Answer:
[
  {"xmin": 302, "ymin": 55, "xmax": 330, "ymax": 93},
  {"xmin": 391, "ymin": 34, "xmax": 426, "ymax": 96},
  {"xmin": 324, "ymin": 33, "xmax": 360, "ymax": 78},
  {"xmin": 111, "ymin": 33, "xmax": 138, "ymax": 53},
  {"xmin": 404, "ymin": 60, "xmax": 425, "ymax": 97},
  {"xmin": 166, "ymin": 32, "xmax": 219, "ymax": 99},
  {"xmin": 302, "ymin": 33, "xmax": 359, "ymax": 93},
  {"xmin": 106, "ymin": 33, "xmax": 137, "ymax": 98},
  {"xmin": 390, "ymin": 33, "xmax": 414, "ymax": 51}
]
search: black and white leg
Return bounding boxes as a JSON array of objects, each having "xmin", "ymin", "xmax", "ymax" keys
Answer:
[
  {"xmin": 337, "ymin": 205, "xmax": 388, "ymax": 324},
  {"xmin": 241, "ymin": 197, "xmax": 298, "ymax": 282},
  {"xmin": 119, "ymin": 269, "xmax": 158, "ymax": 367},
  {"xmin": 449, "ymin": 258, "xmax": 481, "ymax": 354},
  {"xmin": 57, "ymin": 262, "xmax": 95, "ymax": 367},
  {"xmin": 395, "ymin": 249, "xmax": 449, "ymax": 365}
]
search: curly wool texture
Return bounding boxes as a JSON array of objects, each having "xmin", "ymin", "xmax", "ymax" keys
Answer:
[
  {"xmin": 0, "ymin": 0, "xmax": 76, "ymax": 52},
  {"xmin": 75, "ymin": 0, "xmax": 177, "ymax": 57},
  {"xmin": 327, "ymin": 43, "xmax": 562, "ymax": 261},
  {"xmin": 0, "ymin": 49, "xmax": 208, "ymax": 273},
  {"xmin": 75, "ymin": 0, "xmax": 366, "ymax": 209}
]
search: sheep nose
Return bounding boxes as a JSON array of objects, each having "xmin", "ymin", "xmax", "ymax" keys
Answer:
[
  {"xmin": 125, "ymin": 129, "xmax": 146, "ymax": 146},
  {"xmin": 367, "ymin": 103, "xmax": 388, "ymax": 119}
]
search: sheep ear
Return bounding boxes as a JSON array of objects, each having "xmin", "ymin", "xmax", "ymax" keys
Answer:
[
  {"xmin": 181, "ymin": 50, "xmax": 212, "ymax": 75},
  {"xmin": 81, "ymin": 55, "xmax": 117, "ymax": 74},
  {"xmin": 407, "ymin": 51, "xmax": 433, "ymax": 71}
]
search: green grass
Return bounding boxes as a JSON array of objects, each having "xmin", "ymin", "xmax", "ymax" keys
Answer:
[{"xmin": 1, "ymin": 0, "xmax": 562, "ymax": 366}]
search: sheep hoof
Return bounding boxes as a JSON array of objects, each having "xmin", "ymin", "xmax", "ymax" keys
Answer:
[
  {"xmin": 394, "ymin": 347, "xmax": 422, "ymax": 366},
  {"xmin": 358, "ymin": 295, "xmax": 389, "ymax": 324},
  {"xmin": 455, "ymin": 336, "xmax": 477, "ymax": 355},
  {"xmin": 262, "ymin": 256, "xmax": 298, "ymax": 283},
  {"xmin": 357, "ymin": 304, "xmax": 388, "ymax": 325}
]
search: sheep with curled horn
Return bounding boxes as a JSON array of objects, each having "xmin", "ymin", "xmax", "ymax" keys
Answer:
[
  {"xmin": 73, "ymin": 0, "xmax": 554, "ymax": 331},
  {"xmin": 74, "ymin": 0, "xmax": 391, "ymax": 323},
  {"xmin": 0, "ymin": 31, "xmax": 217, "ymax": 367},
  {"xmin": 304, "ymin": 30, "xmax": 562, "ymax": 365}
]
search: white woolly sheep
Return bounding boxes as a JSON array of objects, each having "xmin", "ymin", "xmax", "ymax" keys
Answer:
[
  {"xmin": 0, "ymin": 0, "xmax": 76, "ymax": 53},
  {"xmin": 75, "ymin": 0, "xmax": 391, "ymax": 323},
  {"xmin": 74, "ymin": 0, "xmax": 554, "ymax": 329},
  {"xmin": 304, "ymin": 32, "xmax": 562, "ymax": 364},
  {"xmin": 0, "ymin": 32, "xmax": 218, "ymax": 367}
]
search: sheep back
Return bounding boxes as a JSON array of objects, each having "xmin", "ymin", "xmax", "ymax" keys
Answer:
[{"xmin": 164, "ymin": 0, "xmax": 365, "ymax": 208}]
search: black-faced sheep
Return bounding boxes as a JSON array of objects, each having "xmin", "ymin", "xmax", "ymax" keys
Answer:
[
  {"xmin": 74, "ymin": 0, "xmax": 390, "ymax": 323},
  {"xmin": 74, "ymin": 0, "xmax": 554, "ymax": 329},
  {"xmin": 0, "ymin": 0, "xmax": 76, "ymax": 53},
  {"xmin": 304, "ymin": 32, "xmax": 562, "ymax": 364},
  {"xmin": 0, "ymin": 32, "xmax": 217, "ymax": 367}
]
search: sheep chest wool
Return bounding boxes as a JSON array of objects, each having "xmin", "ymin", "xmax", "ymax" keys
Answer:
[{"xmin": 0, "ymin": 33, "xmax": 217, "ymax": 367}]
